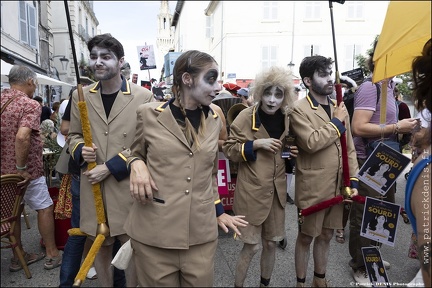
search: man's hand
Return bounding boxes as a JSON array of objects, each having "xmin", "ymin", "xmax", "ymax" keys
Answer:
[
  {"xmin": 129, "ymin": 160, "xmax": 158, "ymax": 204},
  {"xmin": 16, "ymin": 170, "xmax": 31, "ymax": 189},
  {"xmin": 217, "ymin": 213, "xmax": 248, "ymax": 235},
  {"xmin": 289, "ymin": 145, "xmax": 299, "ymax": 158},
  {"xmin": 82, "ymin": 143, "xmax": 97, "ymax": 163},
  {"xmin": 253, "ymin": 138, "xmax": 283, "ymax": 154},
  {"xmin": 83, "ymin": 163, "xmax": 110, "ymax": 184},
  {"xmin": 334, "ymin": 102, "xmax": 349, "ymax": 122},
  {"xmin": 344, "ymin": 188, "xmax": 358, "ymax": 203}
]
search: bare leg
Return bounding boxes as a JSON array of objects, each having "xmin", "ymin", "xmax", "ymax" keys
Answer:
[
  {"xmin": 295, "ymin": 232, "xmax": 313, "ymax": 279},
  {"xmin": 313, "ymin": 228, "xmax": 333, "ymax": 274},
  {"xmin": 260, "ymin": 239, "xmax": 277, "ymax": 280},
  {"xmin": 37, "ymin": 205, "xmax": 60, "ymax": 258},
  {"xmin": 93, "ymin": 243, "xmax": 114, "ymax": 287},
  {"xmin": 235, "ymin": 243, "xmax": 260, "ymax": 287}
]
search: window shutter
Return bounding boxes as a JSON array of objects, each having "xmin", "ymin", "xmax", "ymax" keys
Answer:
[
  {"xmin": 28, "ymin": 4, "xmax": 37, "ymax": 48},
  {"xmin": 19, "ymin": 1, "xmax": 28, "ymax": 43}
]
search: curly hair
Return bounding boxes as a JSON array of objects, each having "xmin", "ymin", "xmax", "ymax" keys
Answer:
[
  {"xmin": 411, "ymin": 38, "xmax": 431, "ymax": 113},
  {"xmin": 250, "ymin": 66, "xmax": 295, "ymax": 115}
]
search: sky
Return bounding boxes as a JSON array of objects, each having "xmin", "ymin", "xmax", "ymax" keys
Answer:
[{"xmin": 93, "ymin": 1, "xmax": 176, "ymax": 82}]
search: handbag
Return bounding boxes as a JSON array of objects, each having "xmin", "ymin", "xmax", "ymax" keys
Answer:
[
  {"xmin": 111, "ymin": 239, "xmax": 133, "ymax": 270},
  {"xmin": 55, "ymin": 143, "xmax": 70, "ymax": 175},
  {"xmin": 408, "ymin": 232, "xmax": 419, "ymax": 259}
]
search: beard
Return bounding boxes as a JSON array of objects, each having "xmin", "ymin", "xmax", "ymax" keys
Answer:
[
  {"xmin": 310, "ymin": 80, "xmax": 333, "ymax": 96},
  {"xmin": 93, "ymin": 69, "xmax": 118, "ymax": 81}
]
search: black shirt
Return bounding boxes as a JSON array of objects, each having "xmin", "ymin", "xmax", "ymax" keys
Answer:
[{"xmin": 102, "ymin": 91, "xmax": 118, "ymax": 118}]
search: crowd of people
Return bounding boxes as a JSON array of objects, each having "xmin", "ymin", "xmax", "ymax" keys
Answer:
[{"xmin": 1, "ymin": 32, "xmax": 430, "ymax": 288}]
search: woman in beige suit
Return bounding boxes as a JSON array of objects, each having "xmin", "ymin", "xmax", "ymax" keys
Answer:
[{"xmin": 126, "ymin": 50, "xmax": 248, "ymax": 287}]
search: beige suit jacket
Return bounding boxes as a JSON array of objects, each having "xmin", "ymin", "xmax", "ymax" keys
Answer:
[
  {"xmin": 290, "ymin": 94, "xmax": 359, "ymax": 209},
  {"xmin": 124, "ymin": 101, "xmax": 223, "ymax": 249},
  {"xmin": 222, "ymin": 105, "xmax": 289, "ymax": 225},
  {"xmin": 68, "ymin": 79, "xmax": 153, "ymax": 236}
]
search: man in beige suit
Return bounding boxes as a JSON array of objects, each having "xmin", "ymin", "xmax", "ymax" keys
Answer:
[
  {"xmin": 68, "ymin": 34, "xmax": 153, "ymax": 287},
  {"xmin": 290, "ymin": 55, "xmax": 359, "ymax": 287}
]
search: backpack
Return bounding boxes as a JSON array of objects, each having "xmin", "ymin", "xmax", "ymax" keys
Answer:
[
  {"xmin": 355, "ymin": 78, "xmax": 403, "ymax": 153},
  {"xmin": 344, "ymin": 77, "xmax": 380, "ymax": 124}
]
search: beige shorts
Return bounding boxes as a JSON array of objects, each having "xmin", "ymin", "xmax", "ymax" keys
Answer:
[
  {"xmin": 235, "ymin": 193, "xmax": 285, "ymax": 244},
  {"xmin": 298, "ymin": 203, "xmax": 343, "ymax": 238}
]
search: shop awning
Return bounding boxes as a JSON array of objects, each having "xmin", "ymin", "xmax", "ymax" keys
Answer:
[{"xmin": 1, "ymin": 60, "xmax": 73, "ymax": 86}]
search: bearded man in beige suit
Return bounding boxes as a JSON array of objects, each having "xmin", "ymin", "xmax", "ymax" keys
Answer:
[
  {"xmin": 68, "ymin": 34, "xmax": 153, "ymax": 287},
  {"xmin": 290, "ymin": 55, "xmax": 359, "ymax": 287}
]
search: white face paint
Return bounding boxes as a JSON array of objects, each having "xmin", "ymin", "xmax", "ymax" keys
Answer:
[
  {"xmin": 188, "ymin": 62, "xmax": 220, "ymax": 107},
  {"xmin": 89, "ymin": 47, "xmax": 122, "ymax": 81},
  {"xmin": 260, "ymin": 86, "xmax": 284, "ymax": 115}
]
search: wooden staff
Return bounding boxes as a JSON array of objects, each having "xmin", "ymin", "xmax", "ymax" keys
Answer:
[
  {"xmin": 63, "ymin": 1, "xmax": 109, "ymax": 286},
  {"xmin": 329, "ymin": 0, "xmax": 353, "ymax": 198}
]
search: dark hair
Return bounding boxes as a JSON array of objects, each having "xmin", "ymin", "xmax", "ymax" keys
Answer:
[
  {"xmin": 367, "ymin": 38, "xmax": 379, "ymax": 73},
  {"xmin": 87, "ymin": 33, "xmax": 124, "ymax": 60},
  {"xmin": 52, "ymin": 101, "xmax": 60, "ymax": 111},
  {"xmin": 33, "ymin": 96, "xmax": 43, "ymax": 103},
  {"xmin": 412, "ymin": 38, "xmax": 431, "ymax": 112},
  {"xmin": 299, "ymin": 56, "xmax": 334, "ymax": 87}
]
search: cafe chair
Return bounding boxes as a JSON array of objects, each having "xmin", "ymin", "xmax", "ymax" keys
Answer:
[{"xmin": 1, "ymin": 174, "xmax": 32, "ymax": 279}]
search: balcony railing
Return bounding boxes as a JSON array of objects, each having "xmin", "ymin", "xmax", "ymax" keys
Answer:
[{"xmin": 78, "ymin": 24, "xmax": 89, "ymax": 42}]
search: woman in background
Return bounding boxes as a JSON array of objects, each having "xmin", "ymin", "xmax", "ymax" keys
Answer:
[{"xmin": 405, "ymin": 38, "xmax": 431, "ymax": 287}]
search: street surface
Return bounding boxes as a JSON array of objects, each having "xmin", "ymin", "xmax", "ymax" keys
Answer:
[{"xmin": 1, "ymin": 159, "xmax": 420, "ymax": 287}]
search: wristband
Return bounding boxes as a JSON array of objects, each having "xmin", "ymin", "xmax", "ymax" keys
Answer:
[
  {"xmin": 16, "ymin": 164, "xmax": 28, "ymax": 170},
  {"xmin": 394, "ymin": 122, "xmax": 400, "ymax": 134}
]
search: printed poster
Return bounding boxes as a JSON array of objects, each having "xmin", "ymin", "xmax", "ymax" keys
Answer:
[
  {"xmin": 137, "ymin": 45, "xmax": 157, "ymax": 70},
  {"xmin": 361, "ymin": 247, "xmax": 390, "ymax": 287},
  {"xmin": 361, "ymin": 196, "xmax": 401, "ymax": 247},
  {"xmin": 357, "ymin": 142, "xmax": 410, "ymax": 195}
]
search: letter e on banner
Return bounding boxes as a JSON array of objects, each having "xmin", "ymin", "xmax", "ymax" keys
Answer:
[{"xmin": 218, "ymin": 159, "xmax": 229, "ymax": 196}]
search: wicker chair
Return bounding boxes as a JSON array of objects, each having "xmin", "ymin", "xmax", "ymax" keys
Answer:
[{"xmin": 1, "ymin": 174, "xmax": 31, "ymax": 278}]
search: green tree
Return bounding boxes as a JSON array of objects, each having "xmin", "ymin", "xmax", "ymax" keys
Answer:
[{"xmin": 356, "ymin": 35, "xmax": 413, "ymax": 101}]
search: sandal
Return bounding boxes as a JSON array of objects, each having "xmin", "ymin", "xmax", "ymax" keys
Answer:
[
  {"xmin": 44, "ymin": 251, "xmax": 63, "ymax": 270},
  {"xmin": 9, "ymin": 252, "xmax": 45, "ymax": 272},
  {"xmin": 335, "ymin": 229, "xmax": 345, "ymax": 244}
]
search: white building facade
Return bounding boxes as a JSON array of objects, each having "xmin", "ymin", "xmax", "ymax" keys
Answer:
[{"xmin": 170, "ymin": 1, "xmax": 389, "ymax": 86}]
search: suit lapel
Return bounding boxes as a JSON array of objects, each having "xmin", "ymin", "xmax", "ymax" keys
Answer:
[
  {"xmin": 156, "ymin": 103, "xmax": 191, "ymax": 149},
  {"xmin": 86, "ymin": 82, "xmax": 107, "ymax": 125}
]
